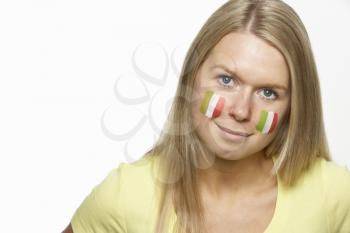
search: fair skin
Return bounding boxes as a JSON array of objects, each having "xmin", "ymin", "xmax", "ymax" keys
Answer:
[{"xmin": 191, "ymin": 31, "xmax": 290, "ymax": 232}]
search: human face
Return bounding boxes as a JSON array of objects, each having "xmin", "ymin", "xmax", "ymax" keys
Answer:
[{"xmin": 191, "ymin": 32, "xmax": 290, "ymax": 161}]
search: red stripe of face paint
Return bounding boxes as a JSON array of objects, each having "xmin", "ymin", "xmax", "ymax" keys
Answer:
[
  {"xmin": 212, "ymin": 97, "xmax": 225, "ymax": 118},
  {"xmin": 268, "ymin": 112, "xmax": 279, "ymax": 133}
]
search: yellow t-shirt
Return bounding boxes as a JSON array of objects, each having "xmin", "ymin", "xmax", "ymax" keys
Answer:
[{"xmin": 70, "ymin": 155, "xmax": 350, "ymax": 233}]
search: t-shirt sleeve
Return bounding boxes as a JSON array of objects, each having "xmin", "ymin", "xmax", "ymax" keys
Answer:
[
  {"xmin": 70, "ymin": 163, "xmax": 127, "ymax": 233},
  {"xmin": 325, "ymin": 162, "xmax": 350, "ymax": 233}
]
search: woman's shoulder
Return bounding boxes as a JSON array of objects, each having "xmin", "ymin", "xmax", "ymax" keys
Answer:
[
  {"xmin": 285, "ymin": 157, "xmax": 350, "ymax": 207},
  {"xmin": 74, "ymin": 154, "xmax": 161, "ymax": 214},
  {"xmin": 302, "ymin": 157, "xmax": 350, "ymax": 198},
  {"xmin": 120, "ymin": 155, "xmax": 161, "ymax": 185},
  {"xmin": 277, "ymin": 157, "xmax": 350, "ymax": 232},
  {"xmin": 300, "ymin": 156, "xmax": 350, "ymax": 187},
  {"xmin": 319, "ymin": 158, "xmax": 350, "ymax": 199},
  {"xmin": 118, "ymin": 155, "xmax": 163, "ymax": 230},
  {"xmin": 88, "ymin": 155, "xmax": 159, "ymax": 201},
  {"xmin": 118, "ymin": 154, "xmax": 163, "ymax": 200},
  {"xmin": 319, "ymin": 158, "xmax": 350, "ymax": 192},
  {"xmin": 318, "ymin": 158, "xmax": 350, "ymax": 232},
  {"xmin": 70, "ymin": 155, "xmax": 161, "ymax": 233}
]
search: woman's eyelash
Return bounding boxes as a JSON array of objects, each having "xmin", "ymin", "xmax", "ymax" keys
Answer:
[
  {"xmin": 260, "ymin": 88, "xmax": 279, "ymax": 100},
  {"xmin": 217, "ymin": 74, "xmax": 279, "ymax": 100},
  {"xmin": 217, "ymin": 74, "xmax": 234, "ymax": 88}
]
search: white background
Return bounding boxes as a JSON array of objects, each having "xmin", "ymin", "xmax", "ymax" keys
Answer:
[{"xmin": 0, "ymin": 0, "xmax": 349, "ymax": 232}]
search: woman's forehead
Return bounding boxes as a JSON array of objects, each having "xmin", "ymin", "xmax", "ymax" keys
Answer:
[
  {"xmin": 205, "ymin": 33, "xmax": 290, "ymax": 89},
  {"xmin": 210, "ymin": 32, "xmax": 285, "ymax": 64}
]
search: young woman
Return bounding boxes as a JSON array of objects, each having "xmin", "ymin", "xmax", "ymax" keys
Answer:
[{"xmin": 63, "ymin": 0, "xmax": 350, "ymax": 232}]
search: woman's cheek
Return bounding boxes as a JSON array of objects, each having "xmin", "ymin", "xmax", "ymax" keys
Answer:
[{"xmin": 255, "ymin": 110, "xmax": 279, "ymax": 134}]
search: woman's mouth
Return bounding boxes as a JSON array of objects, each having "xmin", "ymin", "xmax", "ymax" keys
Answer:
[{"xmin": 215, "ymin": 122, "xmax": 252, "ymax": 141}]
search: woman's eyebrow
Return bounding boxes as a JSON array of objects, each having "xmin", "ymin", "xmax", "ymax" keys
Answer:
[{"xmin": 210, "ymin": 64, "xmax": 288, "ymax": 91}]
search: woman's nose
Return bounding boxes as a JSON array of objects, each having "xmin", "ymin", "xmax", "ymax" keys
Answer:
[{"xmin": 228, "ymin": 92, "xmax": 252, "ymax": 121}]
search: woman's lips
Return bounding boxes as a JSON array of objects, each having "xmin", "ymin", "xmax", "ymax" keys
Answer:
[
  {"xmin": 215, "ymin": 123, "xmax": 251, "ymax": 142},
  {"xmin": 215, "ymin": 123, "xmax": 252, "ymax": 137}
]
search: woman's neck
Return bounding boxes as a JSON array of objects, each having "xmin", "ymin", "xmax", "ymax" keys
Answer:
[{"xmin": 196, "ymin": 152, "xmax": 276, "ymax": 200}]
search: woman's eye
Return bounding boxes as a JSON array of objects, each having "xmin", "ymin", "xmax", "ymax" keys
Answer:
[
  {"xmin": 217, "ymin": 75, "xmax": 235, "ymax": 88},
  {"xmin": 259, "ymin": 88, "xmax": 278, "ymax": 100}
]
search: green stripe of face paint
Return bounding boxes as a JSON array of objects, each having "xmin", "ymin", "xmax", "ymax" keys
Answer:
[
  {"xmin": 200, "ymin": 90, "xmax": 214, "ymax": 114},
  {"xmin": 256, "ymin": 110, "xmax": 268, "ymax": 132}
]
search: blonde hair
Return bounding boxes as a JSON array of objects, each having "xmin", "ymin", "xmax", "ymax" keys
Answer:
[{"xmin": 139, "ymin": 0, "xmax": 332, "ymax": 232}]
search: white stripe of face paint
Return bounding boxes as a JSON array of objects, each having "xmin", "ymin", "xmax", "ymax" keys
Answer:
[
  {"xmin": 262, "ymin": 111, "xmax": 274, "ymax": 134},
  {"xmin": 205, "ymin": 94, "xmax": 220, "ymax": 118}
]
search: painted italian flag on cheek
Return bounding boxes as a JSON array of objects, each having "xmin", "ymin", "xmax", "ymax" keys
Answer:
[
  {"xmin": 200, "ymin": 90, "xmax": 225, "ymax": 118},
  {"xmin": 256, "ymin": 110, "xmax": 279, "ymax": 134}
]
